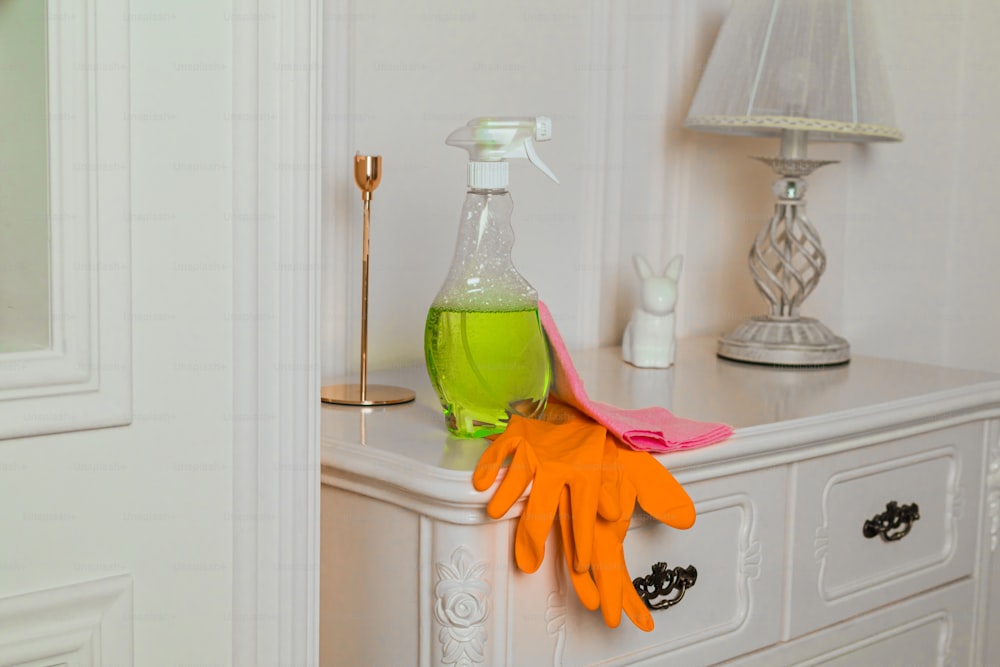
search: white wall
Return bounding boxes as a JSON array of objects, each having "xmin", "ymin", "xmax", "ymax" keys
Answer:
[
  {"xmin": 324, "ymin": 0, "xmax": 1000, "ymax": 378},
  {"xmin": 324, "ymin": 0, "xmax": 607, "ymax": 375},
  {"xmin": 843, "ymin": 0, "xmax": 1000, "ymax": 372},
  {"xmin": 0, "ymin": 3, "xmax": 234, "ymax": 665}
]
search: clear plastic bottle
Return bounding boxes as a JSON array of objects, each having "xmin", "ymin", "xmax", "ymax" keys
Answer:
[{"xmin": 424, "ymin": 117, "xmax": 558, "ymax": 438}]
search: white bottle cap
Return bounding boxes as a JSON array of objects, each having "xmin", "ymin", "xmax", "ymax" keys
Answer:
[{"xmin": 468, "ymin": 161, "xmax": 509, "ymax": 189}]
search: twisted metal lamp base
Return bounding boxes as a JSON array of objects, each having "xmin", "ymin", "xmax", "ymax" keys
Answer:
[
  {"xmin": 718, "ymin": 147, "xmax": 849, "ymax": 367},
  {"xmin": 718, "ymin": 316, "xmax": 849, "ymax": 366}
]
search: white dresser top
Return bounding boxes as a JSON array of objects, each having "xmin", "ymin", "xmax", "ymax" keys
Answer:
[{"xmin": 320, "ymin": 337, "xmax": 1000, "ymax": 519}]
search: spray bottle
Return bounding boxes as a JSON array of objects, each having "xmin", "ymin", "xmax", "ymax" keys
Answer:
[{"xmin": 424, "ymin": 116, "xmax": 558, "ymax": 438}]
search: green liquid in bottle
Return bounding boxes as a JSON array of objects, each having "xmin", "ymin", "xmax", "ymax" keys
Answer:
[{"xmin": 424, "ymin": 306, "xmax": 551, "ymax": 438}]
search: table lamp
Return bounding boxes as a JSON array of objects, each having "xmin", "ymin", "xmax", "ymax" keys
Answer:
[{"xmin": 685, "ymin": 0, "xmax": 902, "ymax": 366}]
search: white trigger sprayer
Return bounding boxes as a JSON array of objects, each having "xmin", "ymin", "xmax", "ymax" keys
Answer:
[
  {"xmin": 444, "ymin": 116, "xmax": 559, "ymax": 187},
  {"xmin": 424, "ymin": 116, "xmax": 558, "ymax": 438}
]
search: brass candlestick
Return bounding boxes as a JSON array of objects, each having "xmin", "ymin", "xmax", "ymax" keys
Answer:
[{"xmin": 321, "ymin": 153, "xmax": 415, "ymax": 406}]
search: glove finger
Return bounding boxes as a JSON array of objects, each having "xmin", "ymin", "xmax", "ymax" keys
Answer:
[
  {"xmin": 624, "ymin": 450, "xmax": 696, "ymax": 529},
  {"xmin": 567, "ymin": 478, "xmax": 598, "ymax": 572},
  {"xmin": 485, "ymin": 444, "xmax": 536, "ymax": 519},
  {"xmin": 558, "ymin": 490, "xmax": 599, "ymax": 610},
  {"xmin": 472, "ymin": 435, "xmax": 519, "ymax": 491},
  {"xmin": 595, "ymin": 567, "xmax": 623, "ymax": 628},
  {"xmin": 621, "ymin": 572, "xmax": 654, "ymax": 632},
  {"xmin": 558, "ymin": 485, "xmax": 593, "ymax": 574},
  {"xmin": 597, "ymin": 435, "xmax": 622, "ymax": 522},
  {"xmin": 614, "ymin": 487, "xmax": 638, "ymax": 541},
  {"xmin": 592, "ymin": 522, "xmax": 624, "ymax": 629},
  {"xmin": 514, "ymin": 472, "xmax": 562, "ymax": 573},
  {"xmin": 562, "ymin": 423, "xmax": 614, "ymax": 571},
  {"xmin": 593, "ymin": 484, "xmax": 637, "ymax": 629}
]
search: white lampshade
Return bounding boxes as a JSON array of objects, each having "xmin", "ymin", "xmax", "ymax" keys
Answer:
[{"xmin": 685, "ymin": 0, "xmax": 902, "ymax": 143}]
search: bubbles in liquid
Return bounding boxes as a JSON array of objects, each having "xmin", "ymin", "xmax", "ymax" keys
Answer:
[{"xmin": 424, "ymin": 306, "xmax": 550, "ymax": 438}]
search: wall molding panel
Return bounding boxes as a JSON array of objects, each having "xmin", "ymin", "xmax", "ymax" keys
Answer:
[
  {"xmin": 0, "ymin": 0, "xmax": 132, "ymax": 439},
  {"xmin": 322, "ymin": 0, "xmax": 356, "ymax": 379},
  {"xmin": 0, "ymin": 575, "xmax": 133, "ymax": 666},
  {"xmin": 232, "ymin": 0, "xmax": 323, "ymax": 663},
  {"xmin": 577, "ymin": 0, "xmax": 628, "ymax": 349}
]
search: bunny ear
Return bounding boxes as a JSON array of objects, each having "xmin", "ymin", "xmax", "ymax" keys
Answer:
[
  {"xmin": 633, "ymin": 255, "xmax": 654, "ymax": 280},
  {"xmin": 663, "ymin": 254, "xmax": 684, "ymax": 281}
]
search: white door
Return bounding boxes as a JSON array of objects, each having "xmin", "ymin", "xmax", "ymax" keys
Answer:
[{"xmin": 0, "ymin": 0, "xmax": 321, "ymax": 664}]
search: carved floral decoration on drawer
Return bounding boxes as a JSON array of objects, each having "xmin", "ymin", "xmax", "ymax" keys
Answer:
[
  {"xmin": 988, "ymin": 431, "xmax": 1000, "ymax": 552},
  {"xmin": 545, "ymin": 588, "xmax": 568, "ymax": 666},
  {"xmin": 435, "ymin": 546, "xmax": 492, "ymax": 666}
]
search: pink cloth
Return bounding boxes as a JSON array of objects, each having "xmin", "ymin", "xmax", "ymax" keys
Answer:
[{"xmin": 538, "ymin": 301, "xmax": 732, "ymax": 453}]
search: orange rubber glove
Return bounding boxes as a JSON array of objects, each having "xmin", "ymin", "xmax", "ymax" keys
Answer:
[
  {"xmin": 559, "ymin": 434, "xmax": 695, "ymax": 631},
  {"xmin": 472, "ymin": 403, "xmax": 618, "ymax": 574}
]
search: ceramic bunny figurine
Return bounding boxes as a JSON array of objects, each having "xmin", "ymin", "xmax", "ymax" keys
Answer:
[{"xmin": 622, "ymin": 254, "xmax": 683, "ymax": 368}]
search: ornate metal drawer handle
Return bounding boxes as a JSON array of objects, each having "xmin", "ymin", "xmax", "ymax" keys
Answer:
[
  {"xmin": 863, "ymin": 501, "xmax": 920, "ymax": 542},
  {"xmin": 632, "ymin": 562, "xmax": 697, "ymax": 610}
]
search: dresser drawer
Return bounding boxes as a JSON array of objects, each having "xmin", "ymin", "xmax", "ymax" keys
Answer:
[
  {"xmin": 722, "ymin": 578, "xmax": 976, "ymax": 667},
  {"xmin": 787, "ymin": 422, "xmax": 985, "ymax": 638},
  {"xmin": 511, "ymin": 466, "xmax": 787, "ymax": 667}
]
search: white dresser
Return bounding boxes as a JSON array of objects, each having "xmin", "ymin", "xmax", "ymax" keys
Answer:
[{"xmin": 320, "ymin": 338, "xmax": 1000, "ymax": 666}]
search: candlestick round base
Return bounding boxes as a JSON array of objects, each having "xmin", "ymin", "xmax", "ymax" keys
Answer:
[{"xmin": 321, "ymin": 383, "xmax": 416, "ymax": 406}]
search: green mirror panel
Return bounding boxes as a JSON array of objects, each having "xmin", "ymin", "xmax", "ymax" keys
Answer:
[{"xmin": 0, "ymin": 0, "xmax": 50, "ymax": 352}]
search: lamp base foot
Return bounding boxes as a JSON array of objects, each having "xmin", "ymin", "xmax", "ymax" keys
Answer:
[
  {"xmin": 718, "ymin": 316, "xmax": 849, "ymax": 367},
  {"xmin": 321, "ymin": 383, "xmax": 416, "ymax": 406}
]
